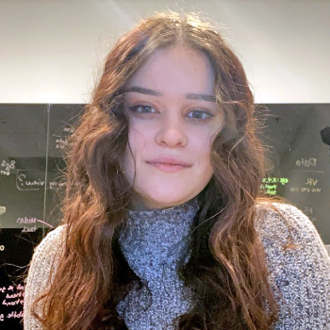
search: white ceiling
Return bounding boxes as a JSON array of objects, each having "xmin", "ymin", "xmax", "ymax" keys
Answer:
[{"xmin": 0, "ymin": 0, "xmax": 329, "ymax": 103}]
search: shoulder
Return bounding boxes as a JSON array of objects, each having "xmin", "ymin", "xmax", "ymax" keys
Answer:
[
  {"xmin": 24, "ymin": 225, "xmax": 67, "ymax": 329},
  {"xmin": 32, "ymin": 225, "xmax": 66, "ymax": 262},
  {"xmin": 26, "ymin": 225, "xmax": 67, "ymax": 287},
  {"xmin": 254, "ymin": 201, "xmax": 330, "ymax": 269},
  {"xmin": 254, "ymin": 202, "xmax": 324, "ymax": 247},
  {"xmin": 254, "ymin": 202, "xmax": 330, "ymax": 328},
  {"xmin": 25, "ymin": 224, "xmax": 66, "ymax": 286}
]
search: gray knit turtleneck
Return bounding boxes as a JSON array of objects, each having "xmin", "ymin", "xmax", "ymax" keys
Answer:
[
  {"xmin": 116, "ymin": 198, "xmax": 199, "ymax": 330},
  {"xmin": 24, "ymin": 201, "xmax": 330, "ymax": 330}
]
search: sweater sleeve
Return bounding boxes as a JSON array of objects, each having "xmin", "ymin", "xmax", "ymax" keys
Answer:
[
  {"xmin": 23, "ymin": 225, "xmax": 66, "ymax": 330},
  {"xmin": 255, "ymin": 203, "xmax": 330, "ymax": 330}
]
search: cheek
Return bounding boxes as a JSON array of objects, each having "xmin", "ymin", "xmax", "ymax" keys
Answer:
[
  {"xmin": 122, "ymin": 125, "xmax": 148, "ymax": 182},
  {"xmin": 127, "ymin": 125, "xmax": 149, "ymax": 158},
  {"xmin": 122, "ymin": 148, "xmax": 134, "ymax": 186},
  {"xmin": 191, "ymin": 131, "xmax": 215, "ymax": 183},
  {"xmin": 190, "ymin": 130, "xmax": 214, "ymax": 161}
]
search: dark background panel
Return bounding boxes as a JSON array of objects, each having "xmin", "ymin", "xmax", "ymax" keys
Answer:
[
  {"xmin": 44, "ymin": 104, "xmax": 84, "ymax": 229},
  {"xmin": 1, "ymin": 102, "xmax": 329, "ymax": 237},
  {"xmin": 0, "ymin": 103, "xmax": 329, "ymax": 329},
  {"xmin": 0, "ymin": 104, "xmax": 48, "ymax": 230},
  {"xmin": 0, "ymin": 229, "xmax": 44, "ymax": 328},
  {"xmin": 258, "ymin": 104, "xmax": 330, "ymax": 243},
  {"xmin": 48, "ymin": 104, "xmax": 84, "ymax": 158}
]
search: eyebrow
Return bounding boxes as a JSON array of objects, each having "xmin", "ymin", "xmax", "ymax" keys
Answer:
[
  {"xmin": 125, "ymin": 86, "xmax": 216, "ymax": 103},
  {"xmin": 125, "ymin": 86, "xmax": 162, "ymax": 96},
  {"xmin": 186, "ymin": 93, "xmax": 216, "ymax": 103}
]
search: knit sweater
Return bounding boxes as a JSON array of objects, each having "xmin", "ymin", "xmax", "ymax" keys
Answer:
[{"xmin": 24, "ymin": 201, "xmax": 330, "ymax": 329}]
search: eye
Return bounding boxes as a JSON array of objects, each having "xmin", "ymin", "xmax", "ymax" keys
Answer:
[
  {"xmin": 186, "ymin": 109, "xmax": 214, "ymax": 120},
  {"xmin": 128, "ymin": 105, "xmax": 157, "ymax": 114}
]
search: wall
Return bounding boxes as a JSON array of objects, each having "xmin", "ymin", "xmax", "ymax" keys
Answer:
[{"xmin": 0, "ymin": 0, "xmax": 329, "ymax": 104}]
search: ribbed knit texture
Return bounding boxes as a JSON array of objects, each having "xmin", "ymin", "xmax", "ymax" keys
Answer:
[
  {"xmin": 116, "ymin": 198, "xmax": 198, "ymax": 329},
  {"xmin": 24, "ymin": 202, "xmax": 330, "ymax": 330},
  {"xmin": 255, "ymin": 203, "xmax": 330, "ymax": 329}
]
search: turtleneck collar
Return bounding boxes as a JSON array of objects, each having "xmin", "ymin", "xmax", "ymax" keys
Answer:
[{"xmin": 119, "ymin": 198, "xmax": 199, "ymax": 281}]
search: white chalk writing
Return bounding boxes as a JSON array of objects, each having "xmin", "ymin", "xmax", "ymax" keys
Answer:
[
  {"xmin": 295, "ymin": 158, "xmax": 317, "ymax": 167},
  {"xmin": 306, "ymin": 178, "xmax": 318, "ymax": 186},
  {"xmin": 50, "ymin": 180, "xmax": 66, "ymax": 189},
  {"xmin": 0, "ymin": 206, "xmax": 6, "ymax": 215},
  {"xmin": 290, "ymin": 187, "xmax": 322, "ymax": 193},
  {"xmin": 0, "ymin": 170, "xmax": 10, "ymax": 176},
  {"xmin": 7, "ymin": 310, "xmax": 23, "ymax": 319},
  {"xmin": 63, "ymin": 126, "xmax": 74, "ymax": 133},
  {"xmin": 16, "ymin": 171, "xmax": 44, "ymax": 191},
  {"xmin": 55, "ymin": 137, "xmax": 67, "ymax": 149},
  {"xmin": 0, "ymin": 160, "xmax": 15, "ymax": 173},
  {"xmin": 21, "ymin": 225, "xmax": 37, "ymax": 233},
  {"xmin": 0, "ymin": 283, "xmax": 24, "ymax": 321},
  {"xmin": 16, "ymin": 217, "xmax": 38, "ymax": 224}
]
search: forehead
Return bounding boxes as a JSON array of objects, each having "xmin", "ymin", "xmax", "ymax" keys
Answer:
[{"xmin": 126, "ymin": 46, "xmax": 215, "ymax": 95}]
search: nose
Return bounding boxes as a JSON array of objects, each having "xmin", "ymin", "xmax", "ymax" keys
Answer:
[{"xmin": 155, "ymin": 116, "xmax": 188, "ymax": 148}]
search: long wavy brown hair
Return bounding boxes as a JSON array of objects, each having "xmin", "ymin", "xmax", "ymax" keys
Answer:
[{"xmin": 33, "ymin": 11, "xmax": 278, "ymax": 330}]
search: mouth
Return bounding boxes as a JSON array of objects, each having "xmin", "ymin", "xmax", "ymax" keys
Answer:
[{"xmin": 146, "ymin": 158, "xmax": 192, "ymax": 173}]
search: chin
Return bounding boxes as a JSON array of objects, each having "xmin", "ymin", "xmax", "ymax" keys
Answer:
[{"xmin": 136, "ymin": 190, "xmax": 198, "ymax": 210}]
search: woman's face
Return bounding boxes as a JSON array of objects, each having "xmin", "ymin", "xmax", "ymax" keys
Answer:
[{"xmin": 122, "ymin": 46, "xmax": 224, "ymax": 210}]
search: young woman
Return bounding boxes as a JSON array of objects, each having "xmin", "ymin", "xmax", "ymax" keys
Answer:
[{"xmin": 24, "ymin": 12, "xmax": 330, "ymax": 330}]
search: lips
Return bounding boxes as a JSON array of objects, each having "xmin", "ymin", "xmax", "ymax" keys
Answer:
[{"xmin": 146, "ymin": 157, "xmax": 192, "ymax": 173}]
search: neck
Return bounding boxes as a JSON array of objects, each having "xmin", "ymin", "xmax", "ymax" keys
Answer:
[
  {"xmin": 119, "ymin": 198, "xmax": 199, "ymax": 281},
  {"xmin": 129, "ymin": 193, "xmax": 198, "ymax": 211}
]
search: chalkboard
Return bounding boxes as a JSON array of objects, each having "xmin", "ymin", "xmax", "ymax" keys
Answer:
[
  {"xmin": 0, "ymin": 104, "xmax": 83, "ymax": 328},
  {"xmin": 0, "ymin": 229, "xmax": 43, "ymax": 329},
  {"xmin": 0, "ymin": 103, "xmax": 329, "ymax": 329},
  {"xmin": 258, "ymin": 104, "xmax": 330, "ymax": 243}
]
